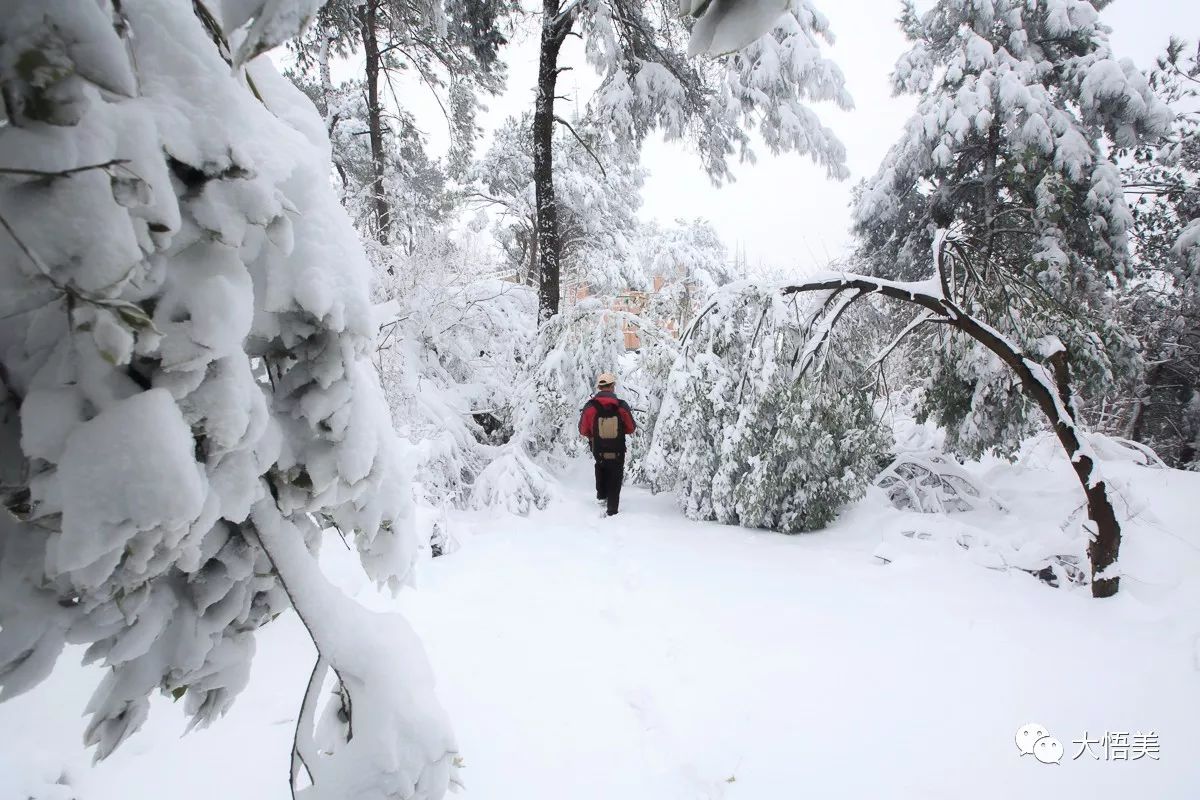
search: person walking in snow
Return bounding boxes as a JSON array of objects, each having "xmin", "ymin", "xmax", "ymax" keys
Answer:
[{"xmin": 578, "ymin": 372, "xmax": 636, "ymax": 516}]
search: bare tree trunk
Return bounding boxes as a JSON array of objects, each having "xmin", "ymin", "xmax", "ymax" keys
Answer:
[
  {"xmin": 778, "ymin": 269, "xmax": 1124, "ymax": 598},
  {"xmin": 358, "ymin": 0, "xmax": 390, "ymax": 246},
  {"xmin": 533, "ymin": 1, "xmax": 573, "ymax": 323}
]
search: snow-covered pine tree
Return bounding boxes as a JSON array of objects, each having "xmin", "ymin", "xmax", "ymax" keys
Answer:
[
  {"xmin": 774, "ymin": 0, "xmax": 1176, "ymax": 596},
  {"xmin": 531, "ymin": 0, "xmax": 850, "ymax": 319},
  {"xmin": 467, "ymin": 113, "xmax": 647, "ymax": 295},
  {"xmin": 0, "ymin": 2, "xmax": 455, "ymax": 796},
  {"xmin": 725, "ymin": 310, "xmax": 889, "ymax": 532},
  {"xmin": 620, "ymin": 219, "xmax": 737, "ymax": 487},
  {"xmin": 671, "ymin": 355, "xmax": 732, "ymax": 521},
  {"xmin": 854, "ymin": 0, "xmax": 1171, "ymax": 458},
  {"xmin": 641, "ymin": 288, "xmax": 754, "ymax": 512},
  {"xmin": 1113, "ymin": 37, "xmax": 1200, "ymax": 468},
  {"xmin": 286, "ymin": 0, "xmax": 513, "ymax": 250}
]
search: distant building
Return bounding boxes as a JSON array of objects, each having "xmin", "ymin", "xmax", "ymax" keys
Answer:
[{"xmin": 573, "ymin": 273, "xmax": 684, "ymax": 350}]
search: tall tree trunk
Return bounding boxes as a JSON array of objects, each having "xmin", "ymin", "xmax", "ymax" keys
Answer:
[
  {"xmin": 358, "ymin": 0, "xmax": 390, "ymax": 246},
  {"xmin": 533, "ymin": 1, "xmax": 573, "ymax": 323}
]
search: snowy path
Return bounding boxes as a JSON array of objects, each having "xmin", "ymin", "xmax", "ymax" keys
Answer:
[{"xmin": 4, "ymin": 459, "xmax": 1200, "ymax": 799}]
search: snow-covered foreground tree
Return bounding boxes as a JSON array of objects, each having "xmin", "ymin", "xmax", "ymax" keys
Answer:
[
  {"xmin": 774, "ymin": 233, "xmax": 1147, "ymax": 598},
  {"xmin": 856, "ymin": 0, "xmax": 1170, "ymax": 457},
  {"xmin": 643, "ymin": 285, "xmax": 890, "ymax": 532},
  {"xmin": 680, "ymin": 0, "xmax": 796, "ymax": 57},
  {"xmin": 0, "ymin": 2, "xmax": 455, "ymax": 797}
]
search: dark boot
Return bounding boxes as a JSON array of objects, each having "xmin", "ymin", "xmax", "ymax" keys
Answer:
[{"xmin": 603, "ymin": 456, "xmax": 625, "ymax": 515}]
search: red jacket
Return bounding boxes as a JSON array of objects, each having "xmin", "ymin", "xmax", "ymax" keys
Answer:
[{"xmin": 578, "ymin": 391, "xmax": 636, "ymax": 437}]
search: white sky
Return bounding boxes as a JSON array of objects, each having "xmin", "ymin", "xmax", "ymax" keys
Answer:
[{"xmin": 325, "ymin": 1, "xmax": 1200, "ymax": 276}]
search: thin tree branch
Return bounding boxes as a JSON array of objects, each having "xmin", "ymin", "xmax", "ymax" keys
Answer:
[
  {"xmin": 554, "ymin": 116, "xmax": 606, "ymax": 178},
  {"xmin": 0, "ymin": 159, "xmax": 131, "ymax": 180},
  {"xmin": 291, "ymin": 655, "xmax": 328, "ymax": 795},
  {"xmin": 865, "ymin": 311, "xmax": 936, "ymax": 372}
]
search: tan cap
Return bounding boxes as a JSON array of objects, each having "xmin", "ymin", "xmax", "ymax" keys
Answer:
[{"xmin": 597, "ymin": 372, "xmax": 617, "ymax": 388}]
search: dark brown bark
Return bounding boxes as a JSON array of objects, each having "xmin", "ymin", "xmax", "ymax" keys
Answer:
[
  {"xmin": 780, "ymin": 273, "xmax": 1123, "ymax": 598},
  {"xmin": 358, "ymin": 0, "xmax": 390, "ymax": 246},
  {"xmin": 533, "ymin": 1, "xmax": 574, "ymax": 323}
]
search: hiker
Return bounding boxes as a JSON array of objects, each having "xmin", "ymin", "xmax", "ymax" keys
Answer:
[{"xmin": 578, "ymin": 372, "xmax": 636, "ymax": 516}]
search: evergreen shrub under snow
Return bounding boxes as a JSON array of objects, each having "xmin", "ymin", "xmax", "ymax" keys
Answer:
[{"xmin": 643, "ymin": 284, "xmax": 892, "ymax": 533}]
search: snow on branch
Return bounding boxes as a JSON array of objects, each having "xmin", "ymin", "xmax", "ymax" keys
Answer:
[
  {"xmin": 791, "ymin": 287, "xmax": 867, "ymax": 377},
  {"xmin": 252, "ymin": 500, "xmax": 459, "ymax": 799},
  {"xmin": 875, "ymin": 451, "xmax": 1006, "ymax": 514},
  {"xmin": 684, "ymin": 0, "xmax": 792, "ymax": 57},
  {"xmin": 865, "ymin": 310, "xmax": 936, "ymax": 372},
  {"xmin": 769, "ymin": 233, "xmax": 1125, "ymax": 597},
  {"xmin": 468, "ymin": 445, "xmax": 553, "ymax": 515}
]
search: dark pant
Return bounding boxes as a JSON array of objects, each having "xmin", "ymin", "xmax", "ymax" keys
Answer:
[{"xmin": 594, "ymin": 454, "xmax": 625, "ymax": 515}]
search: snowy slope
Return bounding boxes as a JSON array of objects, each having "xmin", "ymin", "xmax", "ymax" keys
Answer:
[{"xmin": 3, "ymin": 455, "xmax": 1199, "ymax": 799}]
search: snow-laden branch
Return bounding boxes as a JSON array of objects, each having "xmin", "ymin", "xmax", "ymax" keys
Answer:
[
  {"xmin": 291, "ymin": 656, "xmax": 328, "ymax": 795},
  {"xmin": 702, "ymin": 232, "xmax": 1126, "ymax": 598},
  {"xmin": 252, "ymin": 499, "xmax": 459, "ymax": 799},
  {"xmin": 778, "ymin": 265, "xmax": 1102, "ymax": 480},
  {"xmin": 865, "ymin": 311, "xmax": 936, "ymax": 372},
  {"xmin": 792, "ymin": 287, "xmax": 866, "ymax": 376},
  {"xmin": 684, "ymin": 0, "xmax": 791, "ymax": 57}
]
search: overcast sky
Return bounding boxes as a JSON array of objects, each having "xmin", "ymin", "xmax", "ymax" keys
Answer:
[{"xmin": 334, "ymin": 1, "xmax": 1199, "ymax": 276}]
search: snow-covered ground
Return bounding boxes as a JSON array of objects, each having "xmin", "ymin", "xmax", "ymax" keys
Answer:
[{"xmin": 4, "ymin": 453, "xmax": 1200, "ymax": 799}]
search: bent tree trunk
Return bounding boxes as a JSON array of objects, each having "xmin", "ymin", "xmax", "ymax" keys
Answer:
[
  {"xmin": 532, "ymin": 1, "xmax": 574, "ymax": 323},
  {"xmin": 779, "ymin": 266, "xmax": 1123, "ymax": 598}
]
